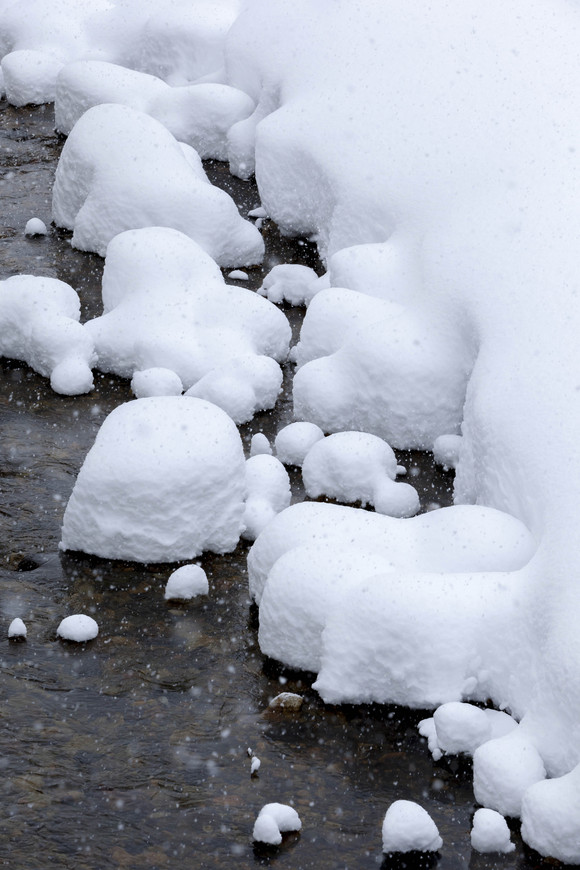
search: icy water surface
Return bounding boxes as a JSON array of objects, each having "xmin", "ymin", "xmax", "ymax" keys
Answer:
[{"xmin": 0, "ymin": 101, "xmax": 553, "ymax": 869}]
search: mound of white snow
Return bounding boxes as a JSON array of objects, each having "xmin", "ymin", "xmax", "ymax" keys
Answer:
[
  {"xmin": 274, "ymin": 422, "xmax": 324, "ymax": 467},
  {"xmin": 8, "ymin": 618, "xmax": 27, "ymax": 639},
  {"xmin": 84, "ymin": 227, "xmax": 289, "ymax": 422},
  {"xmin": 131, "ymin": 368, "xmax": 183, "ymax": 398},
  {"xmin": 433, "ymin": 434, "xmax": 463, "ymax": 470},
  {"xmin": 57, "ymin": 614, "xmax": 98, "ymax": 642},
  {"xmin": 242, "ymin": 455, "xmax": 291, "ymax": 541},
  {"xmin": 471, "ymin": 808, "xmax": 515, "ymax": 854},
  {"xmin": 250, "ymin": 433, "xmax": 272, "ymax": 457},
  {"xmin": 521, "ymin": 762, "xmax": 580, "ymax": 863},
  {"xmin": 1, "ymin": 50, "xmax": 64, "ymax": 105},
  {"xmin": 301, "ymin": 431, "xmax": 419, "ymax": 518},
  {"xmin": 52, "ymin": 102, "xmax": 264, "ymax": 267},
  {"xmin": 258, "ymin": 263, "xmax": 321, "ymax": 306},
  {"xmin": 24, "ymin": 217, "xmax": 47, "ymax": 237},
  {"xmin": 252, "ymin": 803, "xmax": 301, "ymax": 845},
  {"xmin": 419, "ymin": 702, "xmax": 517, "ymax": 761},
  {"xmin": 164, "ymin": 564, "xmax": 208, "ymax": 600},
  {"xmin": 0, "ymin": 275, "xmax": 95, "ymax": 395},
  {"xmin": 61, "ymin": 396, "xmax": 247, "ymax": 563},
  {"xmin": 473, "ymin": 727, "xmax": 546, "ymax": 818},
  {"xmin": 382, "ymin": 801, "xmax": 442, "ymax": 853}
]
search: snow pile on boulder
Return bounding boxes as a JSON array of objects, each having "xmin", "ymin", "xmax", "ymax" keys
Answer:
[
  {"xmin": 470, "ymin": 809, "xmax": 514, "ymax": 854},
  {"xmin": 242, "ymin": 455, "xmax": 290, "ymax": 541},
  {"xmin": 61, "ymin": 396, "xmax": 247, "ymax": 562},
  {"xmin": 301, "ymin": 431, "xmax": 419, "ymax": 517},
  {"xmin": 382, "ymin": 801, "xmax": 442, "ymax": 853},
  {"xmin": 57, "ymin": 614, "xmax": 99, "ymax": 642},
  {"xmin": 85, "ymin": 227, "xmax": 289, "ymax": 422},
  {"xmin": 419, "ymin": 702, "xmax": 517, "ymax": 762},
  {"xmin": 0, "ymin": 275, "xmax": 95, "ymax": 394},
  {"xmin": 52, "ymin": 102, "xmax": 264, "ymax": 266},
  {"xmin": 257, "ymin": 263, "xmax": 321, "ymax": 307},
  {"xmin": 274, "ymin": 422, "xmax": 324, "ymax": 467},
  {"xmin": 55, "ymin": 60, "xmax": 254, "ymax": 161},
  {"xmin": 164, "ymin": 564, "xmax": 208, "ymax": 600},
  {"xmin": 252, "ymin": 803, "xmax": 301, "ymax": 845}
]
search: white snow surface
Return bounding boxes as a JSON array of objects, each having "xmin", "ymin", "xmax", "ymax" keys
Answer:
[
  {"xmin": 470, "ymin": 809, "xmax": 515, "ymax": 854},
  {"xmin": 250, "ymin": 433, "xmax": 272, "ymax": 457},
  {"xmin": 521, "ymin": 762, "xmax": 580, "ymax": 863},
  {"xmin": 258, "ymin": 264, "xmax": 321, "ymax": 307},
  {"xmin": 57, "ymin": 614, "xmax": 98, "ymax": 642},
  {"xmin": 131, "ymin": 368, "xmax": 183, "ymax": 398},
  {"xmin": 0, "ymin": 275, "xmax": 95, "ymax": 394},
  {"xmin": 433, "ymin": 435, "xmax": 463, "ymax": 471},
  {"xmin": 382, "ymin": 801, "xmax": 442, "ymax": 853},
  {"xmin": 52, "ymin": 103, "xmax": 264, "ymax": 267},
  {"xmin": 8, "ymin": 618, "xmax": 26, "ymax": 638},
  {"xmin": 274, "ymin": 422, "xmax": 324, "ymax": 468},
  {"xmin": 84, "ymin": 227, "xmax": 289, "ymax": 422},
  {"xmin": 301, "ymin": 431, "xmax": 419, "ymax": 518},
  {"xmin": 61, "ymin": 396, "xmax": 247, "ymax": 562},
  {"xmin": 473, "ymin": 727, "xmax": 547, "ymax": 818},
  {"xmin": 1, "ymin": 50, "xmax": 64, "ymax": 105},
  {"xmin": 24, "ymin": 217, "xmax": 47, "ymax": 237},
  {"xmin": 242, "ymin": 455, "xmax": 291, "ymax": 542},
  {"xmin": 252, "ymin": 803, "xmax": 301, "ymax": 845},
  {"xmin": 419, "ymin": 702, "xmax": 517, "ymax": 762},
  {"xmin": 164, "ymin": 564, "xmax": 208, "ymax": 600}
]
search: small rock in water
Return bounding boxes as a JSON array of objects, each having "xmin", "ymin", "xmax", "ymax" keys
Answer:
[
  {"xmin": 268, "ymin": 692, "xmax": 303, "ymax": 711},
  {"xmin": 57, "ymin": 614, "xmax": 99, "ymax": 642},
  {"xmin": 250, "ymin": 433, "xmax": 272, "ymax": 456},
  {"xmin": 251, "ymin": 756, "xmax": 261, "ymax": 776},
  {"xmin": 253, "ymin": 802, "xmax": 302, "ymax": 845},
  {"xmin": 165, "ymin": 564, "xmax": 209, "ymax": 600},
  {"xmin": 8, "ymin": 618, "xmax": 27, "ymax": 639},
  {"xmin": 24, "ymin": 217, "xmax": 47, "ymax": 236},
  {"xmin": 227, "ymin": 269, "xmax": 249, "ymax": 280}
]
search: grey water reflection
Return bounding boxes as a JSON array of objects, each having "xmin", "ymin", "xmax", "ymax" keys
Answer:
[{"xmin": 0, "ymin": 100, "xmax": 551, "ymax": 869}]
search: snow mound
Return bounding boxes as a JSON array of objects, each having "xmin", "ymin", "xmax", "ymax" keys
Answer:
[
  {"xmin": 382, "ymin": 801, "xmax": 442, "ymax": 853},
  {"xmin": 84, "ymin": 227, "xmax": 289, "ymax": 421},
  {"xmin": 258, "ymin": 263, "xmax": 321, "ymax": 307},
  {"xmin": 0, "ymin": 275, "xmax": 95, "ymax": 395},
  {"xmin": 473, "ymin": 727, "xmax": 546, "ymax": 818},
  {"xmin": 55, "ymin": 60, "xmax": 254, "ymax": 160},
  {"xmin": 1, "ymin": 50, "xmax": 64, "ymax": 105},
  {"xmin": 242, "ymin": 455, "xmax": 291, "ymax": 542},
  {"xmin": 60, "ymin": 396, "xmax": 247, "ymax": 563},
  {"xmin": 301, "ymin": 431, "xmax": 419, "ymax": 518},
  {"xmin": 248, "ymin": 501, "xmax": 534, "ymax": 696},
  {"xmin": 521, "ymin": 762, "xmax": 580, "ymax": 863},
  {"xmin": 471, "ymin": 809, "xmax": 514, "ymax": 854},
  {"xmin": 52, "ymin": 102, "xmax": 264, "ymax": 267},
  {"xmin": 433, "ymin": 434, "xmax": 463, "ymax": 470},
  {"xmin": 8, "ymin": 618, "xmax": 26, "ymax": 638},
  {"xmin": 165, "ymin": 564, "xmax": 208, "ymax": 600},
  {"xmin": 24, "ymin": 217, "xmax": 47, "ymax": 237},
  {"xmin": 252, "ymin": 803, "xmax": 302, "ymax": 845},
  {"xmin": 275, "ymin": 422, "xmax": 324, "ymax": 467},
  {"xmin": 131, "ymin": 368, "xmax": 183, "ymax": 398},
  {"xmin": 250, "ymin": 433, "xmax": 272, "ymax": 457},
  {"xmin": 293, "ymin": 279, "xmax": 472, "ymax": 449},
  {"xmin": 57, "ymin": 614, "xmax": 98, "ymax": 642},
  {"xmin": 419, "ymin": 702, "xmax": 517, "ymax": 761}
]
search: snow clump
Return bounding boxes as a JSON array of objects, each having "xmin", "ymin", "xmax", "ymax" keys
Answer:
[
  {"xmin": 275, "ymin": 422, "xmax": 324, "ymax": 467},
  {"xmin": 382, "ymin": 800, "xmax": 442, "ymax": 853},
  {"xmin": 258, "ymin": 264, "xmax": 321, "ymax": 307},
  {"xmin": 52, "ymin": 103, "xmax": 264, "ymax": 267},
  {"xmin": 8, "ymin": 618, "xmax": 27, "ymax": 639},
  {"xmin": 433, "ymin": 434, "xmax": 463, "ymax": 470},
  {"xmin": 418, "ymin": 702, "xmax": 517, "ymax": 761},
  {"xmin": 61, "ymin": 396, "xmax": 247, "ymax": 563},
  {"xmin": 473, "ymin": 726, "xmax": 546, "ymax": 818},
  {"xmin": 470, "ymin": 808, "xmax": 515, "ymax": 854},
  {"xmin": 521, "ymin": 762, "xmax": 580, "ymax": 863},
  {"xmin": 131, "ymin": 368, "xmax": 183, "ymax": 398},
  {"xmin": 252, "ymin": 803, "xmax": 302, "ymax": 845},
  {"xmin": 301, "ymin": 431, "xmax": 419, "ymax": 518},
  {"xmin": 250, "ymin": 433, "xmax": 272, "ymax": 457},
  {"xmin": 24, "ymin": 217, "xmax": 47, "ymax": 236},
  {"xmin": 0, "ymin": 275, "xmax": 95, "ymax": 395},
  {"xmin": 242, "ymin": 455, "xmax": 291, "ymax": 541},
  {"xmin": 84, "ymin": 227, "xmax": 289, "ymax": 423},
  {"xmin": 164, "ymin": 565, "xmax": 208, "ymax": 600},
  {"xmin": 250, "ymin": 756, "xmax": 261, "ymax": 775},
  {"xmin": 1, "ymin": 50, "xmax": 64, "ymax": 105},
  {"xmin": 57, "ymin": 614, "xmax": 98, "ymax": 643}
]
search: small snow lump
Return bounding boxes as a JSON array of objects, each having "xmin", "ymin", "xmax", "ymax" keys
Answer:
[
  {"xmin": 165, "ymin": 564, "xmax": 208, "ymax": 600},
  {"xmin": 8, "ymin": 618, "xmax": 27, "ymax": 639},
  {"xmin": 24, "ymin": 218, "xmax": 47, "ymax": 236},
  {"xmin": 252, "ymin": 802, "xmax": 302, "ymax": 845},
  {"xmin": 382, "ymin": 800, "xmax": 442, "ymax": 853},
  {"xmin": 57, "ymin": 614, "xmax": 98, "ymax": 642},
  {"xmin": 471, "ymin": 808, "xmax": 515, "ymax": 853}
]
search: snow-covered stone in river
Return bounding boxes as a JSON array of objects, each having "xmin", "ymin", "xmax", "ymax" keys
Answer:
[
  {"xmin": 24, "ymin": 217, "xmax": 47, "ymax": 236},
  {"xmin": 302, "ymin": 431, "xmax": 419, "ymax": 518},
  {"xmin": 227, "ymin": 269, "xmax": 249, "ymax": 281},
  {"xmin": 471, "ymin": 808, "xmax": 515, "ymax": 853},
  {"xmin": 0, "ymin": 275, "xmax": 95, "ymax": 395},
  {"xmin": 85, "ymin": 227, "xmax": 289, "ymax": 423},
  {"xmin": 164, "ymin": 564, "xmax": 208, "ymax": 600},
  {"xmin": 242, "ymin": 455, "xmax": 291, "ymax": 541},
  {"xmin": 250, "ymin": 756, "xmax": 261, "ymax": 775},
  {"xmin": 275, "ymin": 422, "xmax": 324, "ymax": 467},
  {"xmin": 8, "ymin": 618, "xmax": 27, "ymax": 639},
  {"xmin": 57, "ymin": 614, "xmax": 98, "ymax": 642},
  {"xmin": 252, "ymin": 803, "xmax": 302, "ymax": 845},
  {"xmin": 1, "ymin": 50, "xmax": 64, "ymax": 106},
  {"xmin": 55, "ymin": 61, "xmax": 255, "ymax": 161},
  {"xmin": 433, "ymin": 434, "xmax": 463, "ymax": 470},
  {"xmin": 521, "ymin": 761, "xmax": 580, "ymax": 863},
  {"xmin": 419, "ymin": 702, "xmax": 517, "ymax": 761},
  {"xmin": 52, "ymin": 102, "xmax": 264, "ymax": 267},
  {"xmin": 268, "ymin": 692, "xmax": 303, "ymax": 711},
  {"xmin": 61, "ymin": 396, "xmax": 247, "ymax": 563},
  {"xmin": 473, "ymin": 727, "xmax": 546, "ymax": 818},
  {"xmin": 258, "ymin": 263, "xmax": 320, "ymax": 306},
  {"xmin": 131, "ymin": 368, "xmax": 183, "ymax": 398},
  {"xmin": 382, "ymin": 800, "xmax": 442, "ymax": 853},
  {"xmin": 250, "ymin": 433, "xmax": 272, "ymax": 457}
]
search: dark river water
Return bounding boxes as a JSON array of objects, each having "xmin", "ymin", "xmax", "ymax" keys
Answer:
[{"xmin": 0, "ymin": 100, "xmax": 555, "ymax": 870}]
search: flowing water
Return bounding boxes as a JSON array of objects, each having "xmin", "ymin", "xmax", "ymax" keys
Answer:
[{"xmin": 0, "ymin": 101, "xmax": 552, "ymax": 870}]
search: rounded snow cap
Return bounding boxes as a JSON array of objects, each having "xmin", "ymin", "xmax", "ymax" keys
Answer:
[{"xmin": 382, "ymin": 800, "xmax": 442, "ymax": 853}]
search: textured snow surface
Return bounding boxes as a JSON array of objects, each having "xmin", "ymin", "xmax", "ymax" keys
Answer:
[
  {"xmin": 274, "ymin": 422, "xmax": 324, "ymax": 468},
  {"xmin": 471, "ymin": 809, "xmax": 514, "ymax": 854},
  {"xmin": 252, "ymin": 803, "xmax": 302, "ymax": 845},
  {"xmin": 258, "ymin": 263, "xmax": 321, "ymax": 307},
  {"xmin": 242, "ymin": 454, "xmax": 291, "ymax": 542},
  {"xmin": 57, "ymin": 614, "xmax": 99, "ymax": 642},
  {"xmin": 61, "ymin": 396, "xmax": 247, "ymax": 562},
  {"xmin": 419, "ymin": 702, "xmax": 517, "ymax": 762},
  {"xmin": 382, "ymin": 801, "xmax": 442, "ymax": 853},
  {"xmin": 52, "ymin": 102, "xmax": 263, "ymax": 266},
  {"xmin": 521, "ymin": 762, "xmax": 580, "ymax": 863}
]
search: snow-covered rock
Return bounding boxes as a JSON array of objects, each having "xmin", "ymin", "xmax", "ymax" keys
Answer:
[
  {"xmin": 521, "ymin": 762, "xmax": 580, "ymax": 863},
  {"xmin": 250, "ymin": 756, "xmax": 261, "ymax": 775},
  {"xmin": 8, "ymin": 618, "xmax": 27, "ymax": 639},
  {"xmin": 274, "ymin": 422, "xmax": 324, "ymax": 467},
  {"xmin": 252, "ymin": 803, "xmax": 301, "ymax": 845},
  {"xmin": 0, "ymin": 275, "xmax": 95, "ymax": 395},
  {"xmin": 433, "ymin": 434, "xmax": 463, "ymax": 470},
  {"xmin": 84, "ymin": 227, "xmax": 289, "ymax": 421},
  {"xmin": 1, "ymin": 50, "xmax": 64, "ymax": 105},
  {"xmin": 242, "ymin": 455, "xmax": 291, "ymax": 541},
  {"xmin": 473, "ymin": 727, "xmax": 546, "ymax": 818},
  {"xmin": 301, "ymin": 431, "xmax": 420, "ymax": 518},
  {"xmin": 131, "ymin": 368, "xmax": 183, "ymax": 398},
  {"xmin": 52, "ymin": 103, "xmax": 264, "ymax": 267},
  {"xmin": 382, "ymin": 801, "xmax": 442, "ymax": 853},
  {"xmin": 258, "ymin": 263, "xmax": 321, "ymax": 307},
  {"xmin": 164, "ymin": 564, "xmax": 208, "ymax": 600},
  {"xmin": 471, "ymin": 808, "xmax": 514, "ymax": 854},
  {"xmin": 419, "ymin": 702, "xmax": 517, "ymax": 761},
  {"xmin": 250, "ymin": 433, "xmax": 272, "ymax": 457},
  {"xmin": 24, "ymin": 218, "xmax": 47, "ymax": 237},
  {"xmin": 61, "ymin": 396, "xmax": 247, "ymax": 563},
  {"xmin": 268, "ymin": 692, "xmax": 303, "ymax": 711},
  {"xmin": 57, "ymin": 614, "xmax": 98, "ymax": 642}
]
